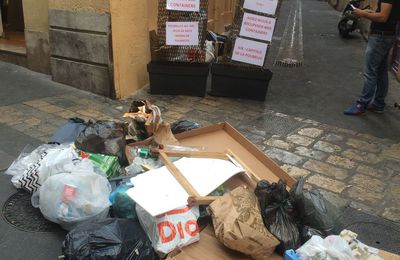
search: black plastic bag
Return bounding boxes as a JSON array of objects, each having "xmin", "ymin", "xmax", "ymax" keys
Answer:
[
  {"xmin": 49, "ymin": 118, "xmax": 88, "ymax": 144},
  {"xmin": 62, "ymin": 218, "xmax": 158, "ymax": 260},
  {"xmin": 255, "ymin": 180, "xmax": 300, "ymax": 254},
  {"xmin": 300, "ymin": 225, "xmax": 324, "ymax": 244},
  {"xmin": 75, "ymin": 121, "xmax": 129, "ymax": 166},
  {"xmin": 170, "ymin": 120, "xmax": 201, "ymax": 134},
  {"xmin": 291, "ymin": 177, "xmax": 341, "ymax": 236}
]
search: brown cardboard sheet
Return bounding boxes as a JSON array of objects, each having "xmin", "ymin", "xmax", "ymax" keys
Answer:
[{"xmin": 174, "ymin": 122, "xmax": 295, "ymax": 187}]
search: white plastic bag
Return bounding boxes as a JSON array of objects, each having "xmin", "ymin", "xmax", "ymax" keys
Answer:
[
  {"xmin": 297, "ymin": 235, "xmax": 355, "ymax": 260},
  {"xmin": 6, "ymin": 144, "xmax": 80, "ymax": 193},
  {"xmin": 5, "ymin": 144, "xmax": 55, "ymax": 177},
  {"xmin": 136, "ymin": 205, "xmax": 200, "ymax": 256},
  {"xmin": 32, "ymin": 159, "xmax": 111, "ymax": 231}
]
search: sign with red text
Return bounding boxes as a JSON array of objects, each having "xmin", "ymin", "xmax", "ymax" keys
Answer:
[
  {"xmin": 244, "ymin": 0, "xmax": 279, "ymax": 16},
  {"xmin": 166, "ymin": 22, "xmax": 199, "ymax": 46},
  {"xmin": 232, "ymin": 37, "xmax": 268, "ymax": 66},
  {"xmin": 167, "ymin": 0, "xmax": 200, "ymax": 12},
  {"xmin": 240, "ymin": 13, "xmax": 276, "ymax": 42}
]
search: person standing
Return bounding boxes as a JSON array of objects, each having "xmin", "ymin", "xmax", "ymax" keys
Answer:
[{"xmin": 344, "ymin": 0, "xmax": 400, "ymax": 115}]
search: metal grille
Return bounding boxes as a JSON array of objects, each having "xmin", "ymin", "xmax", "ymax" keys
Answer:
[
  {"xmin": 2, "ymin": 191, "xmax": 60, "ymax": 232},
  {"xmin": 153, "ymin": 0, "xmax": 209, "ymax": 63},
  {"xmin": 219, "ymin": 0, "xmax": 282, "ymax": 69}
]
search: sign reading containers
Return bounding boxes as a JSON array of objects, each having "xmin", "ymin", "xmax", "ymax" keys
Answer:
[
  {"xmin": 231, "ymin": 0, "xmax": 277, "ymax": 66},
  {"xmin": 167, "ymin": 0, "xmax": 200, "ymax": 12}
]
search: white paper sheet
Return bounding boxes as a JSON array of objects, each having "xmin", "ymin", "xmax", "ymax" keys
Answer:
[
  {"xmin": 127, "ymin": 158, "xmax": 243, "ymax": 216},
  {"xmin": 232, "ymin": 37, "xmax": 269, "ymax": 66},
  {"xmin": 244, "ymin": 0, "xmax": 279, "ymax": 16},
  {"xmin": 166, "ymin": 22, "xmax": 199, "ymax": 46},
  {"xmin": 127, "ymin": 166, "xmax": 190, "ymax": 217},
  {"xmin": 174, "ymin": 158, "xmax": 243, "ymax": 196}
]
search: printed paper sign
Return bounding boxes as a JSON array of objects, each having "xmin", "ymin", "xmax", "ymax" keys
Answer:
[
  {"xmin": 244, "ymin": 0, "xmax": 279, "ymax": 16},
  {"xmin": 240, "ymin": 13, "xmax": 276, "ymax": 42},
  {"xmin": 166, "ymin": 22, "xmax": 199, "ymax": 46},
  {"xmin": 232, "ymin": 37, "xmax": 268, "ymax": 66},
  {"xmin": 167, "ymin": 0, "xmax": 200, "ymax": 12}
]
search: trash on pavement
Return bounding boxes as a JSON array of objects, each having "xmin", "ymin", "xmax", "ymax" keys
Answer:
[
  {"xmin": 109, "ymin": 181, "xmax": 137, "ymax": 219},
  {"xmin": 296, "ymin": 235, "xmax": 355, "ymax": 260},
  {"xmin": 170, "ymin": 120, "xmax": 201, "ymax": 134},
  {"xmin": 31, "ymin": 159, "xmax": 111, "ymax": 230},
  {"xmin": 75, "ymin": 120, "xmax": 129, "ymax": 166},
  {"xmin": 49, "ymin": 117, "xmax": 89, "ymax": 144},
  {"xmin": 291, "ymin": 177, "xmax": 341, "ymax": 238},
  {"xmin": 6, "ymin": 144, "xmax": 80, "ymax": 193},
  {"xmin": 209, "ymin": 185, "xmax": 280, "ymax": 259},
  {"xmin": 126, "ymin": 122, "xmax": 295, "ymax": 259},
  {"xmin": 255, "ymin": 179, "xmax": 301, "ymax": 254},
  {"xmin": 124, "ymin": 100, "xmax": 162, "ymax": 141},
  {"xmin": 62, "ymin": 218, "xmax": 158, "ymax": 260},
  {"xmin": 284, "ymin": 249, "xmax": 299, "ymax": 260},
  {"xmin": 79, "ymin": 150, "xmax": 120, "ymax": 178},
  {"xmin": 340, "ymin": 230, "xmax": 383, "ymax": 260},
  {"xmin": 136, "ymin": 205, "xmax": 200, "ymax": 257},
  {"xmin": 300, "ymin": 226, "xmax": 325, "ymax": 245}
]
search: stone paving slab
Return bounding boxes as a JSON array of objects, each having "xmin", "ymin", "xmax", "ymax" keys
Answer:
[{"xmin": 0, "ymin": 88, "xmax": 399, "ymax": 223}]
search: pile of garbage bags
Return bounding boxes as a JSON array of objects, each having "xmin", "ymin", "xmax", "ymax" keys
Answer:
[{"xmin": 3, "ymin": 100, "xmax": 386, "ymax": 260}]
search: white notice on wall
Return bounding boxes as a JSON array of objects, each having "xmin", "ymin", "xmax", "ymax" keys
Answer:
[
  {"xmin": 232, "ymin": 37, "xmax": 268, "ymax": 66},
  {"xmin": 166, "ymin": 22, "xmax": 199, "ymax": 46},
  {"xmin": 240, "ymin": 13, "xmax": 276, "ymax": 42},
  {"xmin": 167, "ymin": 0, "xmax": 200, "ymax": 12},
  {"xmin": 243, "ymin": 0, "xmax": 279, "ymax": 16}
]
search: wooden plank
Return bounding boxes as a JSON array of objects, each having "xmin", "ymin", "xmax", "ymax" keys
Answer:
[
  {"xmin": 162, "ymin": 150, "xmax": 227, "ymax": 160},
  {"xmin": 226, "ymin": 149, "xmax": 260, "ymax": 186},
  {"xmin": 49, "ymin": 29, "xmax": 110, "ymax": 64},
  {"xmin": 223, "ymin": 123, "xmax": 296, "ymax": 187},
  {"xmin": 50, "ymin": 57, "xmax": 112, "ymax": 97},
  {"xmin": 159, "ymin": 151, "xmax": 200, "ymax": 197},
  {"xmin": 188, "ymin": 196, "xmax": 220, "ymax": 205},
  {"xmin": 48, "ymin": 9, "xmax": 110, "ymax": 33}
]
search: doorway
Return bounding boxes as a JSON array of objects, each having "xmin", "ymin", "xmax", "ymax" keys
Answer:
[{"xmin": 0, "ymin": 0, "xmax": 26, "ymax": 54}]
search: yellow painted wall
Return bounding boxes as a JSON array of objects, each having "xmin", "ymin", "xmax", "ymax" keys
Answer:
[
  {"xmin": 148, "ymin": 0, "xmax": 158, "ymax": 31},
  {"xmin": 48, "ymin": 0, "xmax": 110, "ymax": 13},
  {"xmin": 22, "ymin": 0, "xmax": 49, "ymax": 32},
  {"xmin": 111, "ymin": 0, "xmax": 151, "ymax": 99}
]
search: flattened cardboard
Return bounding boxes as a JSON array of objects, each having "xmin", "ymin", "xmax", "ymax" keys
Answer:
[{"xmin": 174, "ymin": 122, "xmax": 295, "ymax": 187}]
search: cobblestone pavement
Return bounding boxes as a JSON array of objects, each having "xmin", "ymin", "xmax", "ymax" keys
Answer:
[{"xmin": 1, "ymin": 87, "xmax": 399, "ymax": 223}]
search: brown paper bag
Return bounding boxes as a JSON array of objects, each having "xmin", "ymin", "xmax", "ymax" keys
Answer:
[
  {"xmin": 153, "ymin": 121, "xmax": 179, "ymax": 146},
  {"xmin": 209, "ymin": 186, "xmax": 280, "ymax": 260}
]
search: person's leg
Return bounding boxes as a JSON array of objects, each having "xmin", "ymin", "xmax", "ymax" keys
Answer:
[
  {"xmin": 358, "ymin": 36, "xmax": 388, "ymax": 105},
  {"xmin": 345, "ymin": 36, "xmax": 392, "ymax": 115},
  {"xmin": 370, "ymin": 36, "xmax": 395, "ymax": 110},
  {"xmin": 373, "ymin": 54, "xmax": 389, "ymax": 108}
]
